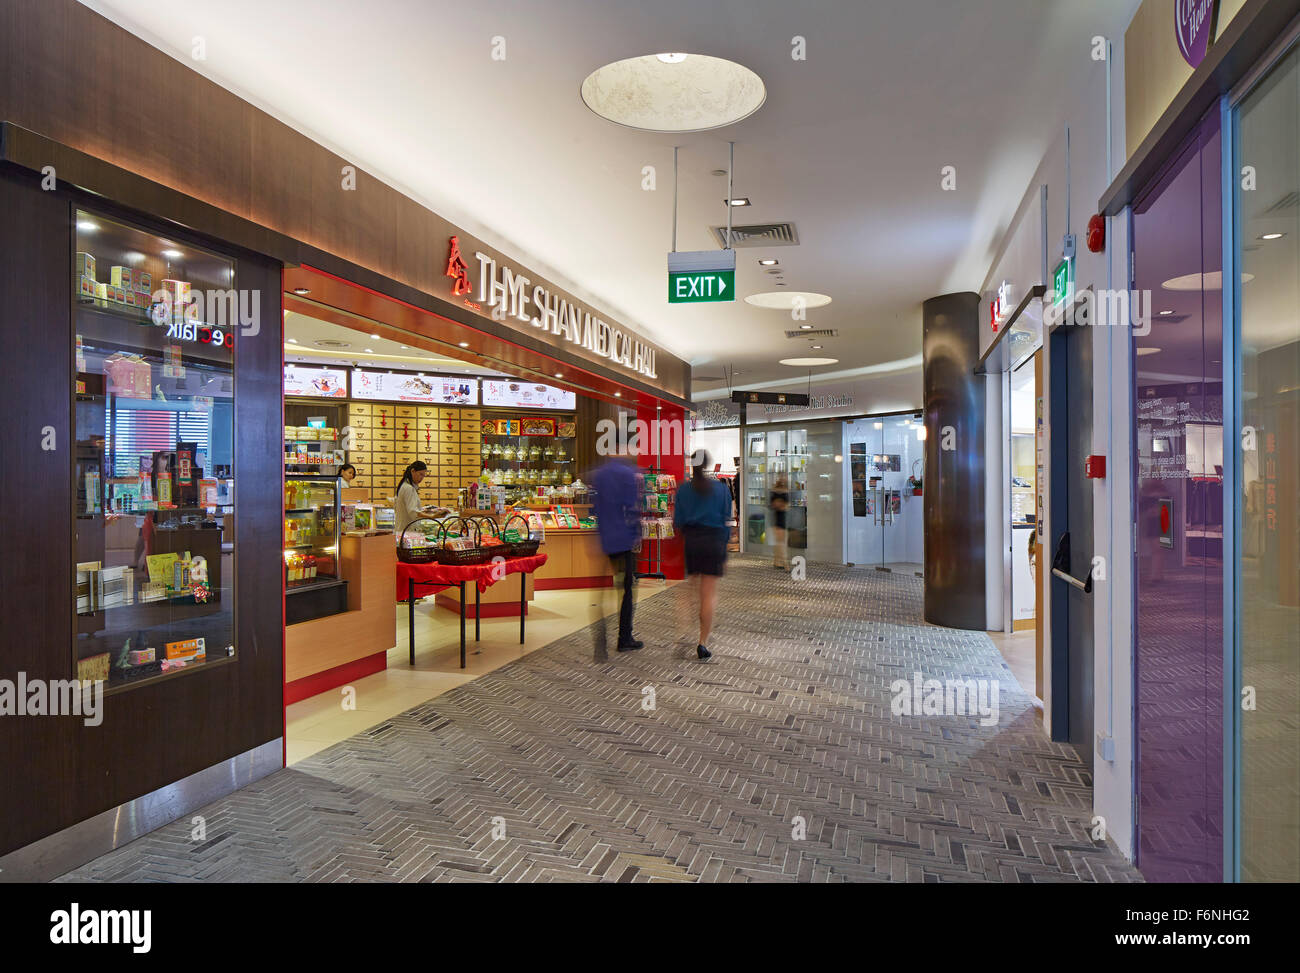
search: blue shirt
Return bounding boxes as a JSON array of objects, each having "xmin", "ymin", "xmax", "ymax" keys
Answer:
[
  {"xmin": 673, "ymin": 477, "xmax": 731, "ymax": 537},
  {"xmin": 590, "ymin": 460, "xmax": 641, "ymax": 555}
]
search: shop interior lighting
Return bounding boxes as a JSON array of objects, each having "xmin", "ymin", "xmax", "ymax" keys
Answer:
[
  {"xmin": 1260, "ymin": 232, "xmax": 1286, "ymax": 240},
  {"xmin": 292, "ymin": 287, "xmax": 310, "ymax": 295},
  {"xmin": 1159, "ymin": 309, "xmax": 1173, "ymax": 315},
  {"xmin": 370, "ymin": 333, "xmax": 380, "ymax": 339},
  {"xmin": 726, "ymin": 197, "xmax": 751, "ymax": 207},
  {"xmin": 758, "ymin": 258, "xmax": 778, "ymax": 266},
  {"xmin": 162, "ymin": 249, "xmax": 183, "ymax": 259},
  {"xmin": 656, "ymin": 52, "xmax": 688, "ymax": 63},
  {"xmin": 778, "ymin": 357, "xmax": 838, "ymax": 366},
  {"xmin": 77, "ymin": 221, "xmax": 98, "ymax": 232},
  {"xmin": 287, "ymin": 338, "xmax": 298, "ymax": 343},
  {"xmin": 458, "ymin": 341, "xmax": 469, "ymax": 348}
]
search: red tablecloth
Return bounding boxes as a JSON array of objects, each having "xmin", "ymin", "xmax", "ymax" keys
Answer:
[{"xmin": 396, "ymin": 553, "xmax": 548, "ymax": 601}]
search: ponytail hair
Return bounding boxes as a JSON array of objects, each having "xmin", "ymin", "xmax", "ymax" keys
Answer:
[{"xmin": 399, "ymin": 460, "xmax": 428, "ymax": 495}]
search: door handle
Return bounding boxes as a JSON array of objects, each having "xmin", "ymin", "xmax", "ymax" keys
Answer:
[{"xmin": 1050, "ymin": 531, "xmax": 1091, "ymax": 594}]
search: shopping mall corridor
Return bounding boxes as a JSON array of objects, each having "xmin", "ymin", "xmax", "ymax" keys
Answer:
[{"xmin": 59, "ymin": 558, "xmax": 1140, "ymax": 883}]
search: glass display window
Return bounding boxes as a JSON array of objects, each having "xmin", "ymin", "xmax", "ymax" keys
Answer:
[{"xmin": 73, "ymin": 209, "xmax": 236, "ymax": 690}]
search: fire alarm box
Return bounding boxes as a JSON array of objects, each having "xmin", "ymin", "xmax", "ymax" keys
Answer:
[{"xmin": 1085, "ymin": 455, "xmax": 1106, "ymax": 479}]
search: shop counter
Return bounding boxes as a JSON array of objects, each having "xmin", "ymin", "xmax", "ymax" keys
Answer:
[{"xmin": 285, "ymin": 532, "xmax": 395, "ymax": 703}]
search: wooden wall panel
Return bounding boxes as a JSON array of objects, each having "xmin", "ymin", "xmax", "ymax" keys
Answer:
[
  {"xmin": 0, "ymin": 0, "xmax": 689, "ymax": 404},
  {"xmin": 0, "ymin": 171, "xmax": 284, "ymax": 856}
]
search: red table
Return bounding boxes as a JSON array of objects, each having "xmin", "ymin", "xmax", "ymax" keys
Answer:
[{"xmin": 396, "ymin": 553, "xmax": 548, "ymax": 668}]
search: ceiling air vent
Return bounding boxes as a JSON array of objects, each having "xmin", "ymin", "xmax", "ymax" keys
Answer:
[
  {"xmin": 313, "ymin": 338, "xmax": 353, "ymax": 349},
  {"xmin": 709, "ymin": 222, "xmax": 800, "ymax": 249},
  {"xmin": 784, "ymin": 328, "xmax": 838, "ymax": 339}
]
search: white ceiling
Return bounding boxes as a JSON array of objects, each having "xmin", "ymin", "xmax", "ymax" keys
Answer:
[{"xmin": 83, "ymin": 0, "xmax": 1140, "ymax": 394}]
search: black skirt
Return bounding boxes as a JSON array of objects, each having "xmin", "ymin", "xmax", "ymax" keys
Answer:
[{"xmin": 683, "ymin": 525, "xmax": 727, "ymax": 576}]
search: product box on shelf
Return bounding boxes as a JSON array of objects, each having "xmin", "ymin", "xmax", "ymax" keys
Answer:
[
  {"xmin": 78, "ymin": 275, "xmax": 97, "ymax": 300},
  {"xmin": 164, "ymin": 637, "xmax": 206, "ymax": 662},
  {"xmin": 137, "ymin": 271, "xmax": 152, "ymax": 293},
  {"xmin": 76, "ymin": 251, "xmax": 96, "ymax": 280},
  {"xmin": 128, "ymin": 647, "xmax": 156, "ymax": 666},
  {"xmin": 77, "ymin": 652, "xmax": 112, "ymax": 683},
  {"xmin": 110, "ymin": 266, "xmax": 133, "ymax": 290}
]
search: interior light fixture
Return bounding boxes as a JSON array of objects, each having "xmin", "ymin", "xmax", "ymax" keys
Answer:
[
  {"xmin": 746, "ymin": 291, "xmax": 832, "ymax": 310},
  {"xmin": 555, "ymin": 373, "xmax": 563, "ymax": 378},
  {"xmin": 1159, "ymin": 309, "xmax": 1173, "ymax": 315},
  {"xmin": 364, "ymin": 348, "xmax": 374, "ymax": 353},
  {"xmin": 758, "ymin": 259, "xmax": 778, "ymax": 266},
  {"xmin": 458, "ymin": 341, "xmax": 469, "ymax": 348},
  {"xmin": 615, "ymin": 391, "xmax": 622, "ymax": 397},
  {"xmin": 811, "ymin": 345, "xmax": 823, "ymax": 349},
  {"xmin": 800, "ymin": 324, "xmax": 813, "ymax": 330},
  {"xmin": 580, "ymin": 53, "xmax": 766, "ymax": 133},
  {"xmin": 287, "ymin": 338, "xmax": 298, "ymax": 344},
  {"xmin": 779, "ymin": 357, "xmax": 838, "ymax": 366},
  {"xmin": 77, "ymin": 221, "xmax": 98, "ymax": 232},
  {"xmin": 1260, "ymin": 232, "xmax": 1286, "ymax": 241},
  {"xmin": 726, "ymin": 197, "xmax": 751, "ymax": 207},
  {"xmin": 162, "ymin": 249, "xmax": 183, "ymax": 259}
]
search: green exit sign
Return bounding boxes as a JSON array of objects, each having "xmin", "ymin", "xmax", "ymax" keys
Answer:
[
  {"xmin": 668, "ymin": 270, "xmax": 734, "ymax": 303},
  {"xmin": 1052, "ymin": 257, "xmax": 1073, "ymax": 307}
]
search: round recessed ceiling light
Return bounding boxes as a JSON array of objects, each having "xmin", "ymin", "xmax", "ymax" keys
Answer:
[
  {"xmin": 811, "ymin": 345, "xmax": 822, "ymax": 349},
  {"xmin": 292, "ymin": 287, "xmax": 310, "ymax": 295},
  {"xmin": 286, "ymin": 338, "xmax": 298, "ymax": 344},
  {"xmin": 370, "ymin": 333, "xmax": 380, "ymax": 339},
  {"xmin": 580, "ymin": 53, "xmax": 766, "ymax": 133},
  {"xmin": 364, "ymin": 348, "xmax": 374, "ymax": 353},
  {"xmin": 779, "ymin": 357, "xmax": 838, "ymax": 366},
  {"xmin": 1159, "ymin": 309, "xmax": 1173, "ymax": 315},
  {"xmin": 458, "ymin": 341, "xmax": 469, "ymax": 348},
  {"xmin": 1260, "ymin": 232, "xmax": 1286, "ymax": 240},
  {"xmin": 745, "ymin": 291, "xmax": 832, "ymax": 310},
  {"xmin": 758, "ymin": 259, "xmax": 778, "ymax": 266},
  {"xmin": 614, "ymin": 391, "xmax": 622, "ymax": 397},
  {"xmin": 162, "ymin": 249, "xmax": 183, "ymax": 259},
  {"xmin": 1161, "ymin": 271, "xmax": 1254, "ymax": 290}
]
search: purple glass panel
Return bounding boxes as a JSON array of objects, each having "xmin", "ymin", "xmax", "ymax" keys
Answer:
[{"xmin": 1132, "ymin": 110, "xmax": 1223, "ymax": 882}]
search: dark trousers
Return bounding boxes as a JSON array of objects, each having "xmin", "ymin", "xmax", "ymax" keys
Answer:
[{"xmin": 610, "ymin": 550, "xmax": 635, "ymax": 643}]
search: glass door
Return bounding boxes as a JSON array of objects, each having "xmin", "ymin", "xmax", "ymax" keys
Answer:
[
  {"xmin": 1232, "ymin": 44, "xmax": 1299, "ymax": 883},
  {"xmin": 844, "ymin": 414, "xmax": 923, "ymax": 571}
]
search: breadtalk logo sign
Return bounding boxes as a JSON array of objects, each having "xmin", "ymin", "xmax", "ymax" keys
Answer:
[{"xmin": 444, "ymin": 237, "xmax": 658, "ymax": 380}]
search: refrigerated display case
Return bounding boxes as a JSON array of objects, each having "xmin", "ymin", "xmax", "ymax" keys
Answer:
[
  {"xmin": 284, "ymin": 473, "xmax": 347, "ymax": 623},
  {"xmin": 72, "ymin": 209, "xmax": 237, "ymax": 689}
]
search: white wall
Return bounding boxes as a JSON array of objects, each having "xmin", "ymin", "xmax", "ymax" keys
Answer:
[{"xmin": 976, "ymin": 32, "xmax": 1136, "ymax": 860}]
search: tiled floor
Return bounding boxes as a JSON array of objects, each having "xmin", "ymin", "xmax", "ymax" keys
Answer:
[
  {"xmin": 287, "ymin": 583, "xmax": 674, "ymax": 764},
  {"xmin": 61, "ymin": 557, "xmax": 1139, "ymax": 883}
]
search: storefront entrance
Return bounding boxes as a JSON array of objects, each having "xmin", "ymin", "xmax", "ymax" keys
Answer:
[{"xmin": 843, "ymin": 413, "xmax": 925, "ymax": 573}]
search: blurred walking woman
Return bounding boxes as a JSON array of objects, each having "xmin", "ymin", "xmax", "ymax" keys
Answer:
[
  {"xmin": 673, "ymin": 449, "xmax": 731, "ymax": 661},
  {"xmin": 395, "ymin": 461, "xmax": 449, "ymax": 535}
]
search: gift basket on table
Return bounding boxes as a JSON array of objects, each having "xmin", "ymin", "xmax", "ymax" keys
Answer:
[
  {"xmin": 396, "ymin": 519, "xmax": 441, "ymax": 564},
  {"xmin": 499, "ymin": 513, "xmax": 542, "ymax": 558},
  {"xmin": 435, "ymin": 516, "xmax": 493, "ymax": 566}
]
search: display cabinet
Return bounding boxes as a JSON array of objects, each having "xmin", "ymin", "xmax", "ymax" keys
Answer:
[
  {"xmin": 478, "ymin": 409, "xmax": 577, "ymax": 504},
  {"xmin": 72, "ymin": 209, "xmax": 237, "ymax": 689},
  {"xmin": 284, "ymin": 473, "xmax": 347, "ymax": 624}
]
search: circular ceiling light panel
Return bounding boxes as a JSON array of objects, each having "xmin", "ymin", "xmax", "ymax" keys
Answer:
[
  {"xmin": 745, "ymin": 291, "xmax": 832, "ymax": 310},
  {"xmin": 1161, "ymin": 271, "xmax": 1254, "ymax": 291},
  {"xmin": 580, "ymin": 53, "xmax": 766, "ymax": 133},
  {"xmin": 779, "ymin": 357, "xmax": 839, "ymax": 366}
]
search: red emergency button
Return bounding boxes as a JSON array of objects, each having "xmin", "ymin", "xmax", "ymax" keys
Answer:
[{"xmin": 1085, "ymin": 455, "xmax": 1106, "ymax": 479}]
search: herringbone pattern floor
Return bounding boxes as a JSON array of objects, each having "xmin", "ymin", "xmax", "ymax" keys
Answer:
[{"xmin": 59, "ymin": 557, "xmax": 1141, "ymax": 882}]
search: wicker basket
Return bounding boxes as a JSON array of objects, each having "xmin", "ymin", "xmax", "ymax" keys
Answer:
[
  {"xmin": 435, "ymin": 517, "xmax": 492, "ymax": 566},
  {"xmin": 501, "ymin": 514, "xmax": 541, "ymax": 558},
  {"xmin": 396, "ymin": 521, "xmax": 440, "ymax": 564}
]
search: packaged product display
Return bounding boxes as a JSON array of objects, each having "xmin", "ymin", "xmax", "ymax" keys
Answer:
[{"xmin": 73, "ymin": 209, "xmax": 236, "ymax": 690}]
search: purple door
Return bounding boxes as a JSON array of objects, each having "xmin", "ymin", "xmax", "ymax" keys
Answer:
[{"xmin": 1131, "ymin": 111, "xmax": 1224, "ymax": 882}]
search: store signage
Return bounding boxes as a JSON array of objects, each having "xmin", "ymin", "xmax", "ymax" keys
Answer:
[
  {"xmin": 731, "ymin": 390, "xmax": 811, "ymax": 407},
  {"xmin": 990, "ymin": 280, "xmax": 1013, "ymax": 332},
  {"xmin": 1175, "ymin": 0, "xmax": 1218, "ymax": 69},
  {"xmin": 1052, "ymin": 257, "xmax": 1073, "ymax": 308},
  {"xmin": 457, "ymin": 240, "xmax": 659, "ymax": 380},
  {"xmin": 284, "ymin": 365, "xmax": 348, "ymax": 398},
  {"xmin": 351, "ymin": 369, "xmax": 478, "ymax": 405},
  {"xmin": 481, "ymin": 379, "xmax": 576, "ymax": 410},
  {"xmin": 691, "ymin": 399, "xmax": 741, "ymax": 429},
  {"xmin": 667, "ymin": 249, "xmax": 736, "ymax": 304}
]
